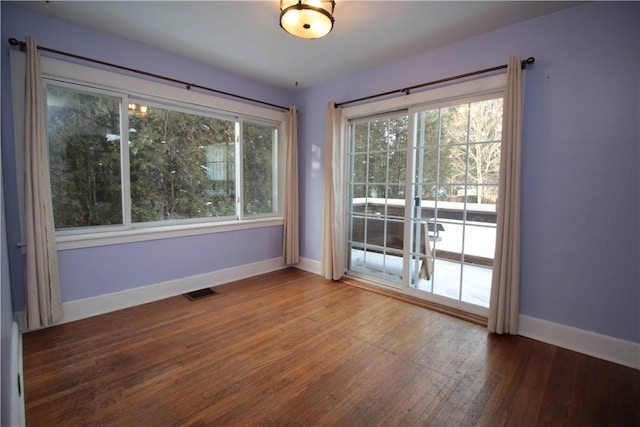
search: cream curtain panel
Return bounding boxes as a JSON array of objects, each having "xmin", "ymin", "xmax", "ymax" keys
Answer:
[
  {"xmin": 23, "ymin": 37, "xmax": 64, "ymax": 329},
  {"xmin": 488, "ymin": 56, "xmax": 524, "ymax": 334},
  {"xmin": 320, "ymin": 102, "xmax": 346, "ymax": 280},
  {"xmin": 283, "ymin": 106, "xmax": 299, "ymax": 265}
]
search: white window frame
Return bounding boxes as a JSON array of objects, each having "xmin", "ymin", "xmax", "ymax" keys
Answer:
[{"xmin": 10, "ymin": 52, "xmax": 286, "ymax": 251}]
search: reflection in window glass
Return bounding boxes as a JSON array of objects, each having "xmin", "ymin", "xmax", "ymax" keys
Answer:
[
  {"xmin": 128, "ymin": 103, "xmax": 236, "ymax": 222},
  {"xmin": 47, "ymin": 84, "xmax": 123, "ymax": 229},
  {"xmin": 44, "ymin": 79, "xmax": 283, "ymax": 235},
  {"xmin": 347, "ymin": 113, "xmax": 409, "ymax": 285},
  {"xmin": 243, "ymin": 121, "xmax": 277, "ymax": 216},
  {"xmin": 411, "ymin": 97, "xmax": 503, "ymax": 308}
]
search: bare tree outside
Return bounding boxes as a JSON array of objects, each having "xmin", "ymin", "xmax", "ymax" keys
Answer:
[{"xmin": 442, "ymin": 99, "xmax": 502, "ymax": 204}]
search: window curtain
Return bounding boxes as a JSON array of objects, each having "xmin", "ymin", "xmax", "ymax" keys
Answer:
[
  {"xmin": 320, "ymin": 101, "xmax": 346, "ymax": 280},
  {"xmin": 23, "ymin": 37, "xmax": 64, "ymax": 329},
  {"xmin": 283, "ymin": 106, "xmax": 299, "ymax": 265},
  {"xmin": 488, "ymin": 56, "xmax": 523, "ymax": 334}
]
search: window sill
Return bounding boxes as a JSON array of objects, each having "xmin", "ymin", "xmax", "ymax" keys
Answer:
[{"xmin": 56, "ymin": 217, "xmax": 284, "ymax": 251}]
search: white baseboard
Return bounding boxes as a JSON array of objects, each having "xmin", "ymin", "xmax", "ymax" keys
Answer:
[
  {"xmin": 17, "ymin": 257, "xmax": 286, "ymax": 330},
  {"xmin": 519, "ymin": 314, "xmax": 640, "ymax": 370},
  {"xmin": 296, "ymin": 257, "xmax": 321, "ymax": 275},
  {"xmin": 10, "ymin": 319, "xmax": 26, "ymax": 427}
]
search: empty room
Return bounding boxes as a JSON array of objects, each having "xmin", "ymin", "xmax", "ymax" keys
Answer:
[{"xmin": 1, "ymin": 1, "xmax": 639, "ymax": 426}]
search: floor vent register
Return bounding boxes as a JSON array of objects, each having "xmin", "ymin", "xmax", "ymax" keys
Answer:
[{"xmin": 183, "ymin": 288, "xmax": 218, "ymax": 301}]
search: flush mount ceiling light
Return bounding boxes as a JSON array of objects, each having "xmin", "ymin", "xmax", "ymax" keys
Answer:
[{"xmin": 280, "ymin": 0, "xmax": 335, "ymax": 39}]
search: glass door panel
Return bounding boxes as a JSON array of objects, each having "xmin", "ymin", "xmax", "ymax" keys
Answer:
[
  {"xmin": 347, "ymin": 113, "xmax": 408, "ymax": 288},
  {"xmin": 407, "ymin": 96, "xmax": 502, "ymax": 308}
]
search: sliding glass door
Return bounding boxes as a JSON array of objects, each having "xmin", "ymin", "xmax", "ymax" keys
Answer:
[{"xmin": 346, "ymin": 94, "xmax": 503, "ymax": 311}]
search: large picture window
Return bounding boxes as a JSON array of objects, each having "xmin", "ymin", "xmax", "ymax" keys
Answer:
[{"xmin": 45, "ymin": 81, "xmax": 281, "ymax": 235}]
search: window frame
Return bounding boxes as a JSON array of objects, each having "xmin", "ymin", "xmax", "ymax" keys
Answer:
[{"xmin": 11, "ymin": 52, "xmax": 287, "ymax": 250}]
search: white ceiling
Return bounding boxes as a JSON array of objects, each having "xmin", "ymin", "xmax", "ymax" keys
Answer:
[{"xmin": 9, "ymin": 1, "xmax": 582, "ymax": 89}]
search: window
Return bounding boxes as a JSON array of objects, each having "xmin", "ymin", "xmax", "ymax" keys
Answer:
[
  {"xmin": 5, "ymin": 51, "xmax": 286, "ymax": 254},
  {"xmin": 242, "ymin": 120, "xmax": 278, "ymax": 216},
  {"xmin": 43, "ymin": 79, "xmax": 282, "ymax": 239},
  {"xmin": 47, "ymin": 84, "xmax": 123, "ymax": 229},
  {"xmin": 8, "ymin": 53, "xmax": 286, "ymax": 249},
  {"xmin": 126, "ymin": 100, "xmax": 238, "ymax": 223},
  {"xmin": 205, "ymin": 143, "xmax": 232, "ymax": 182}
]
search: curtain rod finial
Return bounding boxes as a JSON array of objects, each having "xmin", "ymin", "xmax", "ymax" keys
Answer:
[
  {"xmin": 8, "ymin": 37, "xmax": 26, "ymax": 52},
  {"xmin": 521, "ymin": 57, "xmax": 535, "ymax": 69}
]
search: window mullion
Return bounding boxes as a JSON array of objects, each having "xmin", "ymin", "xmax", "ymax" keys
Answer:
[
  {"xmin": 121, "ymin": 95, "xmax": 133, "ymax": 229},
  {"xmin": 272, "ymin": 127, "xmax": 278, "ymax": 215},
  {"xmin": 235, "ymin": 119, "xmax": 243, "ymax": 220}
]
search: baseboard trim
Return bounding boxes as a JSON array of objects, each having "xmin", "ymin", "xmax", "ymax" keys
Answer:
[
  {"xmin": 296, "ymin": 257, "xmax": 321, "ymax": 275},
  {"xmin": 18, "ymin": 257, "xmax": 286, "ymax": 330},
  {"xmin": 11, "ymin": 319, "xmax": 26, "ymax": 427},
  {"xmin": 519, "ymin": 314, "xmax": 640, "ymax": 370}
]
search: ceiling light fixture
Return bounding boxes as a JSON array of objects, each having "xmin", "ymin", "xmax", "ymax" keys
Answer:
[{"xmin": 280, "ymin": 0, "xmax": 335, "ymax": 39}]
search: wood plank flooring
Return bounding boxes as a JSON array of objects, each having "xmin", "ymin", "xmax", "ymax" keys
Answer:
[{"xmin": 23, "ymin": 268, "xmax": 640, "ymax": 426}]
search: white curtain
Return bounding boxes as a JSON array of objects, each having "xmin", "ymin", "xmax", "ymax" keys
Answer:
[
  {"xmin": 320, "ymin": 101, "xmax": 346, "ymax": 280},
  {"xmin": 23, "ymin": 37, "xmax": 63, "ymax": 329},
  {"xmin": 283, "ymin": 106, "xmax": 299, "ymax": 265},
  {"xmin": 488, "ymin": 56, "xmax": 523, "ymax": 334}
]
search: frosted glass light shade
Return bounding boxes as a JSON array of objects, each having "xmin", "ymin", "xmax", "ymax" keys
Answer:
[{"xmin": 280, "ymin": 0, "xmax": 335, "ymax": 39}]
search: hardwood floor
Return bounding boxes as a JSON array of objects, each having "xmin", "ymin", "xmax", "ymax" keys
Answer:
[{"xmin": 23, "ymin": 268, "xmax": 639, "ymax": 426}]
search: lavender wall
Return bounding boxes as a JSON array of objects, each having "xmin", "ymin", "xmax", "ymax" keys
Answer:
[
  {"xmin": 1, "ymin": 4, "xmax": 18, "ymax": 423},
  {"xmin": 297, "ymin": 2, "xmax": 640, "ymax": 343},
  {"xmin": 58, "ymin": 227, "xmax": 284, "ymax": 301},
  {"xmin": 1, "ymin": 4, "xmax": 295, "ymax": 309}
]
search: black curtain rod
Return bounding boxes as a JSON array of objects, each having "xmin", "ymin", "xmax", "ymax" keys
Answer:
[
  {"xmin": 8, "ymin": 37, "xmax": 290, "ymax": 112},
  {"xmin": 335, "ymin": 57, "xmax": 535, "ymax": 108}
]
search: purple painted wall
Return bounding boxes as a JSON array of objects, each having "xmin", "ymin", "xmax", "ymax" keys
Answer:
[
  {"xmin": 1, "ymin": 2, "xmax": 638, "ymax": 346},
  {"xmin": 58, "ymin": 227, "xmax": 284, "ymax": 301},
  {"xmin": 1, "ymin": 4, "xmax": 294, "ymax": 309},
  {"xmin": 297, "ymin": 2, "xmax": 640, "ymax": 343}
]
